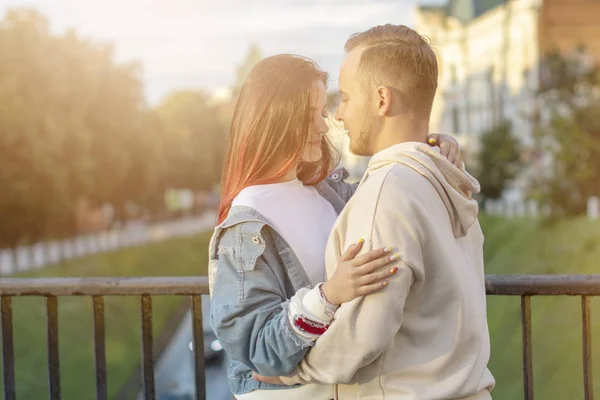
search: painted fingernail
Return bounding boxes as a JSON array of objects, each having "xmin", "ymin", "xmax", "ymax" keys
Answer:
[
  {"xmin": 428, "ymin": 138, "xmax": 436, "ymax": 145},
  {"xmin": 390, "ymin": 267, "xmax": 398, "ymax": 274},
  {"xmin": 382, "ymin": 281, "xmax": 389, "ymax": 287},
  {"xmin": 390, "ymin": 254, "xmax": 400, "ymax": 261},
  {"xmin": 357, "ymin": 238, "xmax": 364, "ymax": 244},
  {"xmin": 384, "ymin": 246, "xmax": 392, "ymax": 253}
]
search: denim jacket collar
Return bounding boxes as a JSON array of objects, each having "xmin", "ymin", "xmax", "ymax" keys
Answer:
[
  {"xmin": 208, "ymin": 170, "xmax": 352, "ymax": 296},
  {"xmin": 209, "ymin": 178, "xmax": 345, "ymax": 258}
]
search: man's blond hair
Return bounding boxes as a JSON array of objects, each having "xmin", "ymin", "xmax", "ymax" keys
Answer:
[{"xmin": 345, "ymin": 24, "xmax": 438, "ymax": 116}]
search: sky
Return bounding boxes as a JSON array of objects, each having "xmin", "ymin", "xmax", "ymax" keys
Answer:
[{"xmin": 2, "ymin": 0, "xmax": 446, "ymax": 104}]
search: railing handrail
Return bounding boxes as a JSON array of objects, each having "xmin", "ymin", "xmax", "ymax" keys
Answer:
[
  {"xmin": 2, "ymin": 274, "xmax": 600, "ymax": 296},
  {"xmin": 0, "ymin": 276, "xmax": 210, "ymax": 296},
  {"xmin": 486, "ymin": 274, "xmax": 600, "ymax": 295}
]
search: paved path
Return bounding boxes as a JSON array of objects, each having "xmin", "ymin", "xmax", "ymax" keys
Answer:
[{"xmin": 150, "ymin": 295, "xmax": 232, "ymax": 400}]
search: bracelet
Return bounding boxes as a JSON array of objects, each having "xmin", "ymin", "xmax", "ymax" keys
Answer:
[
  {"xmin": 317, "ymin": 283, "xmax": 339, "ymax": 318},
  {"xmin": 293, "ymin": 314, "xmax": 329, "ymax": 336}
]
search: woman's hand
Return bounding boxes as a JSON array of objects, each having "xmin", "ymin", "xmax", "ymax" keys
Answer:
[
  {"xmin": 321, "ymin": 240, "xmax": 399, "ymax": 306},
  {"xmin": 427, "ymin": 133, "xmax": 463, "ymax": 168}
]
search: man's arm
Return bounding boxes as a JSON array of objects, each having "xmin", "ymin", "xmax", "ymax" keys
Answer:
[
  {"xmin": 280, "ymin": 180, "xmax": 426, "ymax": 385},
  {"xmin": 281, "ymin": 257, "xmax": 414, "ymax": 384}
]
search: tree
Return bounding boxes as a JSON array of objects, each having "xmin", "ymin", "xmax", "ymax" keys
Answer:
[
  {"xmin": 0, "ymin": 7, "xmax": 231, "ymax": 248},
  {"xmin": 0, "ymin": 8, "xmax": 165, "ymax": 246},
  {"xmin": 0, "ymin": 9, "xmax": 82, "ymax": 245},
  {"xmin": 530, "ymin": 48, "xmax": 600, "ymax": 215},
  {"xmin": 475, "ymin": 121, "xmax": 522, "ymax": 202},
  {"xmin": 156, "ymin": 90, "xmax": 227, "ymax": 193}
]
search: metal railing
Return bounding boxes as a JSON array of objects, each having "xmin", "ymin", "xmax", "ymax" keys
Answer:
[
  {"xmin": 0, "ymin": 274, "xmax": 598, "ymax": 400},
  {"xmin": 0, "ymin": 277, "xmax": 210, "ymax": 400},
  {"xmin": 486, "ymin": 274, "xmax": 600, "ymax": 400}
]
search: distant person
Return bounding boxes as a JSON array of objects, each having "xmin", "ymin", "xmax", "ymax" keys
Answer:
[
  {"xmin": 208, "ymin": 51, "xmax": 463, "ymax": 399},
  {"xmin": 253, "ymin": 24, "xmax": 495, "ymax": 399}
]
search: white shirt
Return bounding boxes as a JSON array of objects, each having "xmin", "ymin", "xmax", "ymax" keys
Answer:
[
  {"xmin": 231, "ymin": 179, "xmax": 338, "ymax": 400},
  {"xmin": 232, "ymin": 178, "xmax": 337, "ymax": 285}
]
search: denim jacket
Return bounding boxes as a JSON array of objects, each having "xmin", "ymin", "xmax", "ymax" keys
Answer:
[{"xmin": 208, "ymin": 169, "xmax": 357, "ymax": 395}]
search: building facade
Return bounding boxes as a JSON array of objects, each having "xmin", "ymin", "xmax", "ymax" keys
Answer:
[
  {"xmin": 414, "ymin": 0, "xmax": 600, "ymax": 200},
  {"xmin": 415, "ymin": 0, "xmax": 542, "ymax": 153}
]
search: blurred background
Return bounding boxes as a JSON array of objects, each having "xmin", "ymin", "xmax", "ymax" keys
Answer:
[{"xmin": 0, "ymin": 0, "xmax": 599, "ymax": 399}]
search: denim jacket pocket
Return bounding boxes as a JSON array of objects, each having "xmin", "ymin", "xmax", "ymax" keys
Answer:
[{"xmin": 236, "ymin": 221, "xmax": 268, "ymax": 272}]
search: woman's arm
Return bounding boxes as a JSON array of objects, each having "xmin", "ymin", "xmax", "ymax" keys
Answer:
[
  {"xmin": 210, "ymin": 233, "xmax": 311, "ymax": 377},
  {"xmin": 211, "ymin": 227, "xmax": 397, "ymax": 377}
]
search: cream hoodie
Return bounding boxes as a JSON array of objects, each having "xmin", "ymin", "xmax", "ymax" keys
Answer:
[{"xmin": 281, "ymin": 142, "xmax": 495, "ymax": 399}]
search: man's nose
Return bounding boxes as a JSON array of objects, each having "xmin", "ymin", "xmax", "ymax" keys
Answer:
[{"xmin": 335, "ymin": 107, "xmax": 342, "ymax": 122}]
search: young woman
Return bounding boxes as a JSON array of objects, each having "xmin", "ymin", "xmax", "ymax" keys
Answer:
[{"xmin": 208, "ymin": 54, "xmax": 462, "ymax": 399}]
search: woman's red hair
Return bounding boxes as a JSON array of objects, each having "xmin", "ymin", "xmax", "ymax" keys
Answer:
[{"xmin": 218, "ymin": 55, "xmax": 338, "ymax": 224}]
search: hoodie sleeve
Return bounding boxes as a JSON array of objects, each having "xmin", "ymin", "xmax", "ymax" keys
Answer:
[{"xmin": 279, "ymin": 171, "xmax": 426, "ymax": 385}]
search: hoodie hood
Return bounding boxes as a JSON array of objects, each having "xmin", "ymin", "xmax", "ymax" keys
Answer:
[{"xmin": 363, "ymin": 142, "xmax": 480, "ymax": 237}]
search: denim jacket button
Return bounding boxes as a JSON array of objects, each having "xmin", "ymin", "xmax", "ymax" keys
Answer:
[
  {"xmin": 331, "ymin": 173, "xmax": 340, "ymax": 180},
  {"xmin": 252, "ymin": 236, "xmax": 261, "ymax": 244}
]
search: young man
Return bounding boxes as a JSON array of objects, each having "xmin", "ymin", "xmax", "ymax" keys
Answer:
[{"xmin": 256, "ymin": 24, "xmax": 495, "ymax": 399}]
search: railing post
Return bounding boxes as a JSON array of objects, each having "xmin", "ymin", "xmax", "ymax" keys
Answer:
[
  {"xmin": 47, "ymin": 295, "xmax": 61, "ymax": 400},
  {"xmin": 582, "ymin": 296, "xmax": 594, "ymax": 400},
  {"xmin": 92, "ymin": 296, "xmax": 107, "ymax": 400},
  {"xmin": 1, "ymin": 296, "xmax": 15, "ymax": 400},
  {"xmin": 191, "ymin": 295, "xmax": 206, "ymax": 400},
  {"xmin": 521, "ymin": 295, "xmax": 533, "ymax": 400},
  {"xmin": 140, "ymin": 294, "xmax": 155, "ymax": 399}
]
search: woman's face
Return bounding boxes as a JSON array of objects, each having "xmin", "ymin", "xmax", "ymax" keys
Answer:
[{"xmin": 301, "ymin": 80, "xmax": 329, "ymax": 163}]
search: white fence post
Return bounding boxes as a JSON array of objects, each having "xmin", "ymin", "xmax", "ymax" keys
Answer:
[
  {"xmin": 0, "ymin": 210, "xmax": 216, "ymax": 275},
  {"xmin": 526, "ymin": 200, "xmax": 539, "ymax": 218},
  {"xmin": 587, "ymin": 196, "xmax": 599, "ymax": 220}
]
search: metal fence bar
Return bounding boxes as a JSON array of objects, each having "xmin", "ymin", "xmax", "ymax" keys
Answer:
[
  {"xmin": 582, "ymin": 296, "xmax": 594, "ymax": 400},
  {"xmin": 1, "ymin": 296, "xmax": 15, "ymax": 400},
  {"xmin": 486, "ymin": 274, "xmax": 600, "ymax": 296},
  {"xmin": 0, "ymin": 277, "xmax": 210, "ymax": 296},
  {"xmin": 521, "ymin": 295, "xmax": 533, "ymax": 400},
  {"xmin": 5, "ymin": 274, "xmax": 599, "ymax": 297},
  {"xmin": 191, "ymin": 295, "xmax": 206, "ymax": 400},
  {"xmin": 140, "ymin": 294, "xmax": 155, "ymax": 400},
  {"xmin": 92, "ymin": 296, "xmax": 108, "ymax": 400},
  {"xmin": 47, "ymin": 296, "xmax": 61, "ymax": 400}
]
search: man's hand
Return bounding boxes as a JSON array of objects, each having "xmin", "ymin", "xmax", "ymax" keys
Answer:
[
  {"xmin": 252, "ymin": 371, "xmax": 284, "ymax": 385},
  {"xmin": 427, "ymin": 133, "xmax": 463, "ymax": 168}
]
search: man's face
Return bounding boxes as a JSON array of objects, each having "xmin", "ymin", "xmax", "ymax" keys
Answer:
[{"xmin": 335, "ymin": 47, "xmax": 377, "ymax": 156}]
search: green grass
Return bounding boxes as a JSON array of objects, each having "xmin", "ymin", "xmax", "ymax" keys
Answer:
[
  {"xmin": 479, "ymin": 215, "xmax": 600, "ymax": 400},
  {"xmin": 0, "ymin": 231, "xmax": 213, "ymax": 400}
]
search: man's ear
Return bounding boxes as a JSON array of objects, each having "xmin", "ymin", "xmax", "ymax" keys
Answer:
[{"xmin": 376, "ymin": 86, "xmax": 392, "ymax": 117}]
